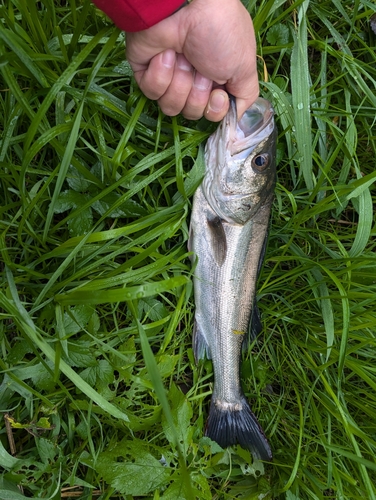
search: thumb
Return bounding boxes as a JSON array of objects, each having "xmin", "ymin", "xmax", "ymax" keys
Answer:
[
  {"xmin": 234, "ymin": 91, "xmax": 259, "ymax": 120},
  {"xmin": 226, "ymin": 72, "xmax": 259, "ymax": 120}
]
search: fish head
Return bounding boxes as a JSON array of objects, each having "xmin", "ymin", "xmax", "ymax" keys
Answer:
[{"xmin": 203, "ymin": 97, "xmax": 277, "ymax": 224}]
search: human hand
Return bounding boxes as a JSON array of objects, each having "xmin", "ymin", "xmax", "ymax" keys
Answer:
[{"xmin": 126, "ymin": 0, "xmax": 259, "ymax": 121}]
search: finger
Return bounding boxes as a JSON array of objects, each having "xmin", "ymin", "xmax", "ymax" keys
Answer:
[
  {"xmin": 235, "ymin": 92, "xmax": 259, "ymax": 120},
  {"xmin": 181, "ymin": 71, "xmax": 213, "ymax": 120},
  {"xmin": 157, "ymin": 54, "xmax": 194, "ymax": 116},
  {"xmin": 133, "ymin": 49, "xmax": 176, "ymax": 100},
  {"xmin": 226, "ymin": 74, "xmax": 259, "ymax": 120},
  {"xmin": 204, "ymin": 89, "xmax": 230, "ymax": 122}
]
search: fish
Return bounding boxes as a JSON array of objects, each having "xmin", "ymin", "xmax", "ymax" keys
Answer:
[
  {"xmin": 188, "ymin": 96, "xmax": 276, "ymax": 461},
  {"xmin": 371, "ymin": 13, "xmax": 376, "ymax": 35}
]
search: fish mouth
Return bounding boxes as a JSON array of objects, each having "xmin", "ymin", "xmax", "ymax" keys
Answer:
[{"xmin": 227, "ymin": 96, "xmax": 275, "ymax": 159}]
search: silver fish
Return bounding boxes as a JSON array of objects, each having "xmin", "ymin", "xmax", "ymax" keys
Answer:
[{"xmin": 189, "ymin": 97, "xmax": 276, "ymax": 461}]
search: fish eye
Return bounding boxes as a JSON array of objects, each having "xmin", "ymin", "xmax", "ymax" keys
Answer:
[{"xmin": 252, "ymin": 154, "xmax": 269, "ymax": 172}]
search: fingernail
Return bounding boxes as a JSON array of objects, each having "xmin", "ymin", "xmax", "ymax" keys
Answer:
[
  {"xmin": 162, "ymin": 50, "xmax": 175, "ymax": 68},
  {"xmin": 177, "ymin": 54, "xmax": 192, "ymax": 71},
  {"xmin": 194, "ymin": 73, "xmax": 211, "ymax": 91},
  {"xmin": 208, "ymin": 92, "xmax": 227, "ymax": 113}
]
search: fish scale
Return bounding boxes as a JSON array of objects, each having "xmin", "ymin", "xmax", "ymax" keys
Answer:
[{"xmin": 189, "ymin": 96, "xmax": 276, "ymax": 461}]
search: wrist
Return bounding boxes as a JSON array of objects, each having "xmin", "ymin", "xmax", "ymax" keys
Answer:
[{"xmin": 172, "ymin": 0, "xmax": 193, "ymax": 15}]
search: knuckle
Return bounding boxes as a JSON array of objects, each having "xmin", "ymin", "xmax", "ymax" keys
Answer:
[
  {"xmin": 183, "ymin": 111, "xmax": 204, "ymax": 120},
  {"xmin": 182, "ymin": 103, "xmax": 205, "ymax": 120},
  {"xmin": 139, "ymin": 72, "xmax": 173, "ymax": 101},
  {"xmin": 140, "ymin": 81, "xmax": 166, "ymax": 100},
  {"xmin": 158, "ymin": 100, "xmax": 181, "ymax": 117}
]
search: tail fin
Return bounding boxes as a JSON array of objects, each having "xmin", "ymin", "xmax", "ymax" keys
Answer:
[{"xmin": 205, "ymin": 397, "xmax": 272, "ymax": 461}]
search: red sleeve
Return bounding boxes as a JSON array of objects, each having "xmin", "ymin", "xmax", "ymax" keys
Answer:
[{"xmin": 92, "ymin": 0, "xmax": 185, "ymax": 32}]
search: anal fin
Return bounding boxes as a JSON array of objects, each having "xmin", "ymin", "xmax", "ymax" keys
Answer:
[{"xmin": 193, "ymin": 319, "xmax": 211, "ymax": 363}]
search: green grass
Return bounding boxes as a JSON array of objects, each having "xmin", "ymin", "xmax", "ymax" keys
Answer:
[{"xmin": 1, "ymin": 0, "xmax": 376, "ymax": 498}]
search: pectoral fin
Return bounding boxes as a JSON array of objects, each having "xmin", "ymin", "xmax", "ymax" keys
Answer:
[{"xmin": 207, "ymin": 217, "xmax": 227, "ymax": 266}]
